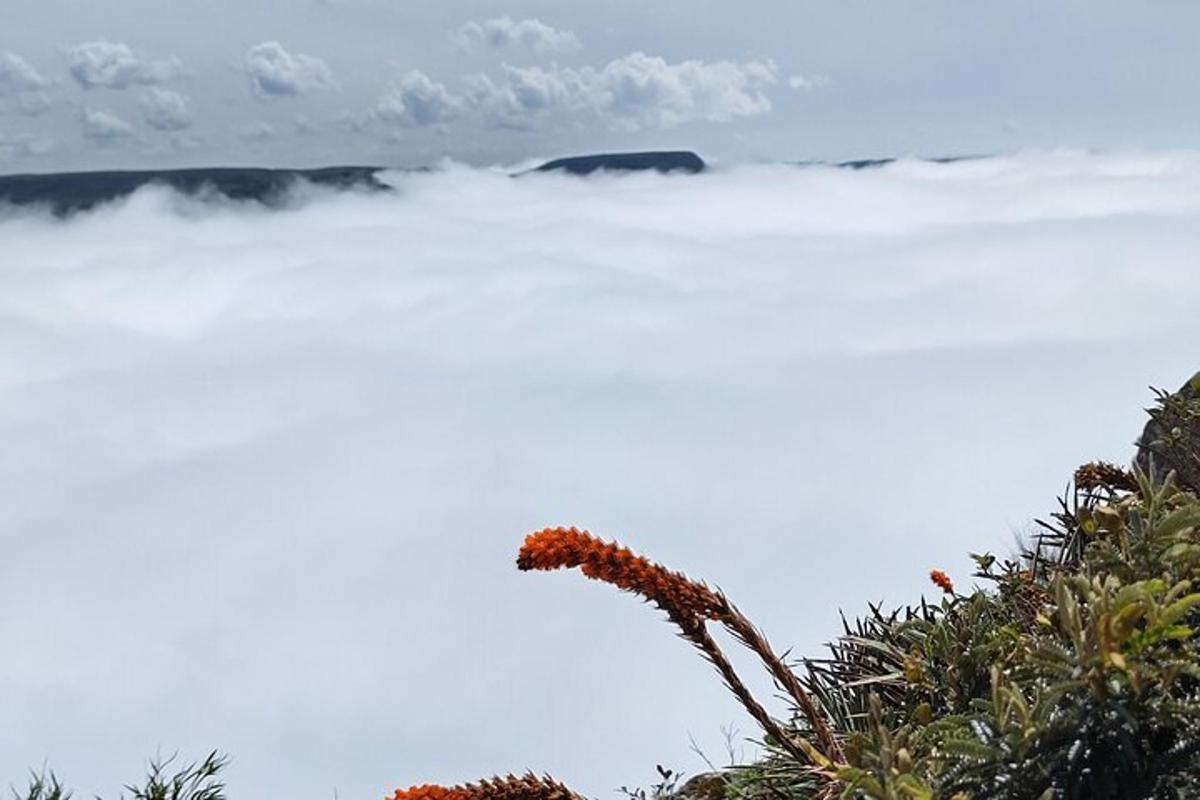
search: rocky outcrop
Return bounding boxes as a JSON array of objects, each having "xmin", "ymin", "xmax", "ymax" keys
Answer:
[
  {"xmin": 1135, "ymin": 372, "xmax": 1200, "ymax": 492},
  {"xmin": 668, "ymin": 774, "xmax": 728, "ymax": 800}
]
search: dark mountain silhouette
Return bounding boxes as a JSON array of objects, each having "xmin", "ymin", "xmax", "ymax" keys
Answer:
[
  {"xmin": 791, "ymin": 155, "xmax": 986, "ymax": 170},
  {"xmin": 0, "ymin": 152, "xmax": 998, "ymax": 217},
  {"xmin": 0, "ymin": 166, "xmax": 390, "ymax": 216},
  {"xmin": 529, "ymin": 151, "xmax": 706, "ymax": 176}
]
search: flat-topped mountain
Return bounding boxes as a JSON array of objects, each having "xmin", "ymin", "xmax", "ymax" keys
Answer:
[{"xmin": 530, "ymin": 151, "xmax": 706, "ymax": 176}]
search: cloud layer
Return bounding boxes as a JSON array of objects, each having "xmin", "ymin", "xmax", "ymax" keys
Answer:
[
  {"xmin": 470, "ymin": 53, "xmax": 777, "ymax": 131},
  {"xmin": 2, "ymin": 151, "xmax": 1199, "ymax": 800},
  {"xmin": 0, "ymin": 15, "xmax": 794, "ymax": 166}
]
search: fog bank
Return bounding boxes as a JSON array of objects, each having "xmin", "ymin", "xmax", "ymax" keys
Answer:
[{"xmin": 2, "ymin": 150, "xmax": 1199, "ymax": 800}]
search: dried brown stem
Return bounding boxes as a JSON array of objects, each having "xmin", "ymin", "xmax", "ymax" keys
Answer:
[
  {"xmin": 674, "ymin": 613, "xmax": 816, "ymax": 767},
  {"xmin": 720, "ymin": 603, "xmax": 844, "ymax": 765},
  {"xmin": 516, "ymin": 526, "xmax": 843, "ymax": 775}
]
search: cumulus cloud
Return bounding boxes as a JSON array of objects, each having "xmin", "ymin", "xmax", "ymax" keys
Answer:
[
  {"xmin": 139, "ymin": 87, "xmax": 193, "ymax": 131},
  {"xmin": 373, "ymin": 70, "xmax": 462, "ymax": 127},
  {"xmin": 245, "ymin": 41, "xmax": 334, "ymax": 98},
  {"xmin": 80, "ymin": 107, "xmax": 134, "ymax": 141},
  {"xmin": 68, "ymin": 40, "xmax": 181, "ymax": 89},
  {"xmin": 1, "ymin": 151, "xmax": 1199, "ymax": 800},
  {"xmin": 599, "ymin": 53, "xmax": 777, "ymax": 127},
  {"xmin": 453, "ymin": 16, "xmax": 580, "ymax": 53},
  {"xmin": 470, "ymin": 52, "xmax": 777, "ymax": 130}
]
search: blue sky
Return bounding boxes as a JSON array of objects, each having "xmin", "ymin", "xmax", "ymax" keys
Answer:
[{"xmin": 1, "ymin": 1, "xmax": 1198, "ymax": 170}]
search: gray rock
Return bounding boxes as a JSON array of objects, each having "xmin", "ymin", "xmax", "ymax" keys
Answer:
[
  {"xmin": 670, "ymin": 773, "xmax": 728, "ymax": 800},
  {"xmin": 1134, "ymin": 372, "xmax": 1200, "ymax": 492}
]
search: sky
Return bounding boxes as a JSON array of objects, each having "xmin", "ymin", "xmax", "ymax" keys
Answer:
[
  {"xmin": 2, "ymin": 151, "xmax": 1200, "ymax": 799},
  {"xmin": 1, "ymin": 1, "xmax": 1199, "ymax": 172}
]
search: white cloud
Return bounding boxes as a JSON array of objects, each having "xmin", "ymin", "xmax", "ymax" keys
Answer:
[
  {"xmin": 80, "ymin": 107, "xmax": 134, "ymax": 141},
  {"xmin": 453, "ymin": 16, "xmax": 580, "ymax": 53},
  {"xmin": 1, "ymin": 151, "xmax": 1199, "ymax": 800},
  {"xmin": 789, "ymin": 73, "xmax": 830, "ymax": 90},
  {"xmin": 471, "ymin": 52, "xmax": 777, "ymax": 130},
  {"xmin": 599, "ymin": 53, "xmax": 776, "ymax": 127},
  {"xmin": 67, "ymin": 40, "xmax": 181, "ymax": 89},
  {"xmin": 139, "ymin": 87, "xmax": 193, "ymax": 131},
  {"xmin": 373, "ymin": 70, "xmax": 462, "ymax": 127},
  {"xmin": 245, "ymin": 41, "xmax": 334, "ymax": 99}
]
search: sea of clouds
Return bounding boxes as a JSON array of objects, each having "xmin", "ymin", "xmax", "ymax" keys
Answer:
[{"xmin": 2, "ymin": 150, "xmax": 1200, "ymax": 800}]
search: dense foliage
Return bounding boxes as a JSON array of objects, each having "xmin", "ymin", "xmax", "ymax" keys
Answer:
[{"xmin": 735, "ymin": 376, "xmax": 1200, "ymax": 799}]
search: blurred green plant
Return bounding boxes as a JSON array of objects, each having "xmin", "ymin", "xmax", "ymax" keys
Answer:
[
  {"xmin": 121, "ymin": 752, "xmax": 228, "ymax": 800},
  {"xmin": 12, "ymin": 771, "xmax": 71, "ymax": 800},
  {"xmin": 11, "ymin": 754, "xmax": 226, "ymax": 800}
]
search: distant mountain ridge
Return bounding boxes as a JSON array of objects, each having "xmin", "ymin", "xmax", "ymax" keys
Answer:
[
  {"xmin": 791, "ymin": 154, "xmax": 984, "ymax": 170},
  {"xmin": 0, "ymin": 151, "xmax": 987, "ymax": 216},
  {"xmin": 0, "ymin": 166, "xmax": 390, "ymax": 216}
]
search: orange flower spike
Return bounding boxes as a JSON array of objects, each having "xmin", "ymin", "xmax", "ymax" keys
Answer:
[
  {"xmin": 517, "ymin": 526, "xmax": 726, "ymax": 621},
  {"xmin": 929, "ymin": 569, "xmax": 955, "ymax": 595},
  {"xmin": 390, "ymin": 775, "xmax": 585, "ymax": 800}
]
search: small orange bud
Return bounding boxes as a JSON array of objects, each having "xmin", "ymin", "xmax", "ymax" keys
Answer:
[{"xmin": 929, "ymin": 569, "xmax": 954, "ymax": 595}]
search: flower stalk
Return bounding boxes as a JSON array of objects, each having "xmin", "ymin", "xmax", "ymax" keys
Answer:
[
  {"xmin": 517, "ymin": 526, "xmax": 843, "ymax": 772},
  {"xmin": 390, "ymin": 774, "xmax": 584, "ymax": 800}
]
